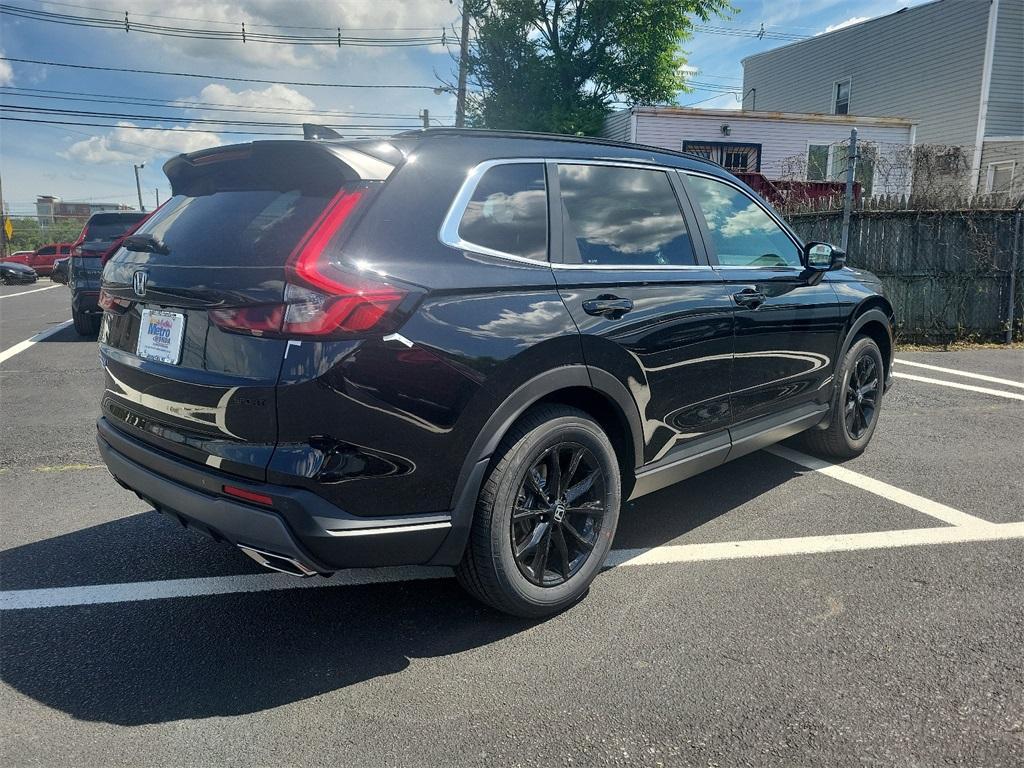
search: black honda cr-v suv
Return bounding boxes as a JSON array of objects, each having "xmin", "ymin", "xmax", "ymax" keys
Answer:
[{"xmin": 96, "ymin": 130, "xmax": 894, "ymax": 616}]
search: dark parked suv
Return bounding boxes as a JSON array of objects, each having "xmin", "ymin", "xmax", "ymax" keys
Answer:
[
  {"xmin": 97, "ymin": 130, "xmax": 894, "ymax": 616},
  {"xmin": 70, "ymin": 211, "xmax": 149, "ymax": 335}
]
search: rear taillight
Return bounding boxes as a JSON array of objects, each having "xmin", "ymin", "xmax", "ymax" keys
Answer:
[
  {"xmin": 209, "ymin": 187, "xmax": 413, "ymax": 339},
  {"xmin": 98, "ymin": 289, "xmax": 131, "ymax": 314}
]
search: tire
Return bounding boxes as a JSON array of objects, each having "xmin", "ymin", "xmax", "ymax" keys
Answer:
[
  {"xmin": 800, "ymin": 335, "xmax": 885, "ymax": 459},
  {"xmin": 72, "ymin": 307, "xmax": 100, "ymax": 337},
  {"xmin": 456, "ymin": 405, "xmax": 621, "ymax": 618}
]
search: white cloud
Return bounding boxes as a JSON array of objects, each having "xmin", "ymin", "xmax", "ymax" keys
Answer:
[
  {"xmin": 0, "ymin": 49, "xmax": 13, "ymax": 86},
  {"xmin": 62, "ymin": 122, "xmax": 222, "ymax": 165},
  {"xmin": 180, "ymin": 83, "xmax": 318, "ymax": 121},
  {"xmin": 821, "ymin": 16, "xmax": 869, "ymax": 34}
]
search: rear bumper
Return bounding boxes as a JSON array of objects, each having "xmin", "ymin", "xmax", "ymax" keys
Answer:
[{"xmin": 97, "ymin": 418, "xmax": 454, "ymax": 573}]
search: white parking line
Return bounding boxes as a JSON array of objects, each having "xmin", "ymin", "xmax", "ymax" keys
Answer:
[
  {"xmin": 0, "ymin": 319, "xmax": 73, "ymax": 365},
  {"xmin": 895, "ymin": 358, "xmax": 1024, "ymax": 389},
  {"xmin": 0, "ymin": 283, "xmax": 63, "ymax": 300},
  {"xmin": 892, "ymin": 372, "xmax": 1024, "ymax": 401},
  {"xmin": 4, "ymin": 522, "xmax": 1024, "ymax": 610},
  {"xmin": 605, "ymin": 522, "xmax": 1024, "ymax": 567},
  {"xmin": 767, "ymin": 445, "xmax": 994, "ymax": 527}
]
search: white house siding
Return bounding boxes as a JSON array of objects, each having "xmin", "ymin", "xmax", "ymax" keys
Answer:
[{"xmin": 631, "ymin": 111, "xmax": 915, "ymax": 196}]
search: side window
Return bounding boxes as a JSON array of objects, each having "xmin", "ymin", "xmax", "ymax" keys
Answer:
[
  {"xmin": 457, "ymin": 163, "xmax": 547, "ymax": 261},
  {"xmin": 833, "ymin": 79, "xmax": 851, "ymax": 115},
  {"xmin": 686, "ymin": 174, "xmax": 801, "ymax": 268},
  {"xmin": 807, "ymin": 144, "xmax": 829, "ymax": 181},
  {"xmin": 37, "ymin": 245, "xmax": 57, "ymax": 256},
  {"xmin": 557, "ymin": 164, "xmax": 695, "ymax": 266}
]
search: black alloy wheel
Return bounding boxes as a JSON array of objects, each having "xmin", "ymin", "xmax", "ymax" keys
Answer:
[
  {"xmin": 844, "ymin": 351, "xmax": 879, "ymax": 439},
  {"xmin": 510, "ymin": 442, "xmax": 606, "ymax": 587}
]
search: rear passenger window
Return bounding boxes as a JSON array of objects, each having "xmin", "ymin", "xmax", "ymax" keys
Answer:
[
  {"xmin": 557, "ymin": 164, "xmax": 695, "ymax": 267},
  {"xmin": 685, "ymin": 175, "xmax": 801, "ymax": 268},
  {"xmin": 457, "ymin": 163, "xmax": 548, "ymax": 261}
]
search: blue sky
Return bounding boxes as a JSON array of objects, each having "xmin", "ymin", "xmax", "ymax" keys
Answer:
[{"xmin": 0, "ymin": 0, "xmax": 930, "ymax": 211}]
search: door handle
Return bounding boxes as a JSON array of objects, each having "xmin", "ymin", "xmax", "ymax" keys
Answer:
[
  {"xmin": 583, "ymin": 295, "xmax": 634, "ymax": 319},
  {"xmin": 733, "ymin": 288, "xmax": 767, "ymax": 309}
]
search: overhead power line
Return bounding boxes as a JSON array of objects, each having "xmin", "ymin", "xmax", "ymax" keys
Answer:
[
  {"xmin": 0, "ymin": 3, "xmax": 452, "ymax": 47},
  {"xmin": 0, "ymin": 86, "xmax": 455, "ymax": 121},
  {"xmin": 0, "ymin": 115, "xmax": 298, "ymax": 136},
  {"xmin": 37, "ymin": 0, "xmax": 454, "ymax": 33},
  {"xmin": 6, "ymin": 1, "xmax": 807, "ymax": 45},
  {"xmin": 0, "ymin": 104, "xmax": 420, "ymax": 130},
  {"xmin": 0, "ymin": 56, "xmax": 440, "ymax": 89},
  {"xmin": 0, "ymin": 115, "xmax": 406, "ymax": 140}
]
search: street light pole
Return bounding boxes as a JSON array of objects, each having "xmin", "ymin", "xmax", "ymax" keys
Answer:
[{"xmin": 133, "ymin": 163, "xmax": 146, "ymax": 212}]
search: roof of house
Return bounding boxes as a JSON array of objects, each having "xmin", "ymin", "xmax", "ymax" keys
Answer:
[{"xmin": 624, "ymin": 106, "xmax": 915, "ymax": 128}]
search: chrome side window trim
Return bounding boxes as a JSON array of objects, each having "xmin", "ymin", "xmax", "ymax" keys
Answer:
[
  {"xmin": 440, "ymin": 157, "xmax": 719, "ymax": 271},
  {"xmin": 439, "ymin": 158, "xmax": 551, "ymax": 265}
]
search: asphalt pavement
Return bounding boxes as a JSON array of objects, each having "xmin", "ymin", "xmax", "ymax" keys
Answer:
[{"xmin": 1, "ymin": 283, "xmax": 1022, "ymax": 767}]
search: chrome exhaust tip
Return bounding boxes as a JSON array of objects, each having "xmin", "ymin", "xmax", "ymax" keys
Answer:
[{"xmin": 237, "ymin": 544, "xmax": 318, "ymax": 578}]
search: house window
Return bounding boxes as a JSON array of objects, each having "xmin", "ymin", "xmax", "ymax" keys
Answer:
[
  {"xmin": 986, "ymin": 161, "xmax": 1016, "ymax": 193},
  {"xmin": 807, "ymin": 145, "xmax": 830, "ymax": 180},
  {"xmin": 833, "ymin": 79, "xmax": 851, "ymax": 115},
  {"xmin": 829, "ymin": 142, "xmax": 876, "ymax": 196},
  {"xmin": 682, "ymin": 141, "xmax": 761, "ymax": 173}
]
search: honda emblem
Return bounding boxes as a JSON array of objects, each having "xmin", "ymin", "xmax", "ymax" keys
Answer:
[{"xmin": 133, "ymin": 270, "xmax": 148, "ymax": 297}]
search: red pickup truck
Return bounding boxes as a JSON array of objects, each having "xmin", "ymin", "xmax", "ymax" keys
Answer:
[{"xmin": 7, "ymin": 243, "xmax": 74, "ymax": 276}]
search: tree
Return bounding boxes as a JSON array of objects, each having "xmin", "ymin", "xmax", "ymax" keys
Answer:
[
  {"xmin": 5, "ymin": 217, "xmax": 86, "ymax": 252},
  {"xmin": 463, "ymin": 0, "xmax": 732, "ymax": 135}
]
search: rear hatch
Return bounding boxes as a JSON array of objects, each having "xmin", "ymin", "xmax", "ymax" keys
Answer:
[
  {"xmin": 98, "ymin": 140, "xmax": 404, "ymax": 480},
  {"xmin": 72, "ymin": 213, "xmax": 148, "ymax": 287}
]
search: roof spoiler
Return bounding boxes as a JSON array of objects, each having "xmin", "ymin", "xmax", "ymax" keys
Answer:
[{"xmin": 303, "ymin": 123, "xmax": 343, "ymax": 141}]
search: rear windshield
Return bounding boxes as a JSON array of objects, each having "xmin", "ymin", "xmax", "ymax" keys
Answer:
[
  {"xmin": 133, "ymin": 188, "xmax": 343, "ymax": 267},
  {"xmin": 85, "ymin": 214, "xmax": 147, "ymax": 242}
]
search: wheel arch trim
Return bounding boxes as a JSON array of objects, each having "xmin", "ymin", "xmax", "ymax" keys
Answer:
[
  {"xmin": 841, "ymin": 304, "xmax": 895, "ymax": 387},
  {"xmin": 427, "ymin": 365, "xmax": 644, "ymax": 566}
]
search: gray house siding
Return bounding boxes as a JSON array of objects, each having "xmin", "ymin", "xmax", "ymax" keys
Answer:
[
  {"xmin": 987, "ymin": 0, "xmax": 1024, "ymax": 137},
  {"xmin": 980, "ymin": 140, "xmax": 1024, "ymax": 192},
  {"xmin": 742, "ymin": 0, "xmax": 990, "ymax": 147},
  {"xmin": 601, "ymin": 110, "xmax": 633, "ymax": 142}
]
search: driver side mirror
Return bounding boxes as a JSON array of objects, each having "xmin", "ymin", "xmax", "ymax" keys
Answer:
[{"xmin": 801, "ymin": 242, "xmax": 846, "ymax": 285}]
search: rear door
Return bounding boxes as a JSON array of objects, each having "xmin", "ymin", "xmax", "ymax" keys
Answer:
[
  {"xmin": 99, "ymin": 142, "xmax": 394, "ymax": 480},
  {"xmin": 681, "ymin": 171, "xmax": 843, "ymax": 435},
  {"xmin": 33, "ymin": 245, "xmax": 56, "ymax": 271},
  {"xmin": 550, "ymin": 161, "xmax": 736, "ymax": 474}
]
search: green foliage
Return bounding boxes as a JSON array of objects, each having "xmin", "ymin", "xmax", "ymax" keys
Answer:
[
  {"xmin": 465, "ymin": 0, "xmax": 733, "ymax": 135},
  {"xmin": 3, "ymin": 217, "xmax": 85, "ymax": 253}
]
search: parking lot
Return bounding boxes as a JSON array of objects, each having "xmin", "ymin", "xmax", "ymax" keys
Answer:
[{"xmin": 1, "ymin": 283, "xmax": 1022, "ymax": 767}]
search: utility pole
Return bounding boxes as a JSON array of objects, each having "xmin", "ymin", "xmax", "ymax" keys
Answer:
[
  {"xmin": 0, "ymin": 169, "xmax": 8, "ymax": 258},
  {"xmin": 420, "ymin": 109, "xmax": 430, "ymax": 129},
  {"xmin": 155, "ymin": 188, "xmax": 160, "ymax": 208},
  {"xmin": 455, "ymin": 2, "xmax": 470, "ymax": 127},
  {"xmin": 840, "ymin": 128, "xmax": 858, "ymax": 252},
  {"xmin": 133, "ymin": 163, "xmax": 146, "ymax": 212}
]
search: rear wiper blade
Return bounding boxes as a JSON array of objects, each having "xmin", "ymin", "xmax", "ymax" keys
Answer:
[{"xmin": 122, "ymin": 233, "xmax": 170, "ymax": 255}]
